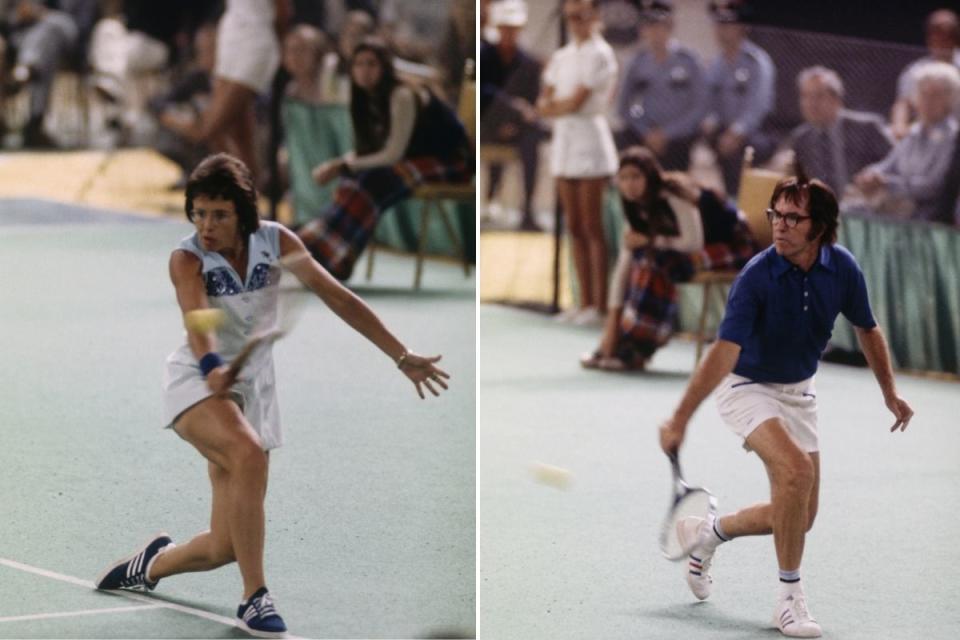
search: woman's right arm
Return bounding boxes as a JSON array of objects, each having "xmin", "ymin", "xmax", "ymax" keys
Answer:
[{"xmin": 169, "ymin": 249, "xmax": 229, "ymax": 391}]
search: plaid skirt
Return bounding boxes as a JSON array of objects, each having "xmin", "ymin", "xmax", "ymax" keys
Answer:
[
  {"xmin": 298, "ymin": 155, "xmax": 472, "ymax": 280},
  {"xmin": 615, "ymin": 221, "xmax": 758, "ymax": 365}
]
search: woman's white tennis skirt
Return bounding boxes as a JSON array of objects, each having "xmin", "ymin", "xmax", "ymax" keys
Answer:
[
  {"xmin": 714, "ymin": 373, "xmax": 819, "ymax": 453},
  {"xmin": 161, "ymin": 358, "xmax": 283, "ymax": 451}
]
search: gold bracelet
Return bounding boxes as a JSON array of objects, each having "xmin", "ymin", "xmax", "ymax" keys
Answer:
[{"xmin": 396, "ymin": 351, "xmax": 409, "ymax": 369}]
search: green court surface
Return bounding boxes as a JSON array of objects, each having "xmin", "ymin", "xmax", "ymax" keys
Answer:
[
  {"xmin": 478, "ymin": 304, "xmax": 959, "ymax": 640},
  {"xmin": 0, "ymin": 202, "xmax": 475, "ymax": 639}
]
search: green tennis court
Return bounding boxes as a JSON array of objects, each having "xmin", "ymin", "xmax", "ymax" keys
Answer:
[
  {"xmin": 0, "ymin": 200, "xmax": 475, "ymax": 639},
  {"xmin": 478, "ymin": 304, "xmax": 959, "ymax": 639}
]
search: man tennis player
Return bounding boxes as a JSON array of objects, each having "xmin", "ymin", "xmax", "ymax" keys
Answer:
[{"xmin": 659, "ymin": 174, "xmax": 913, "ymax": 638}]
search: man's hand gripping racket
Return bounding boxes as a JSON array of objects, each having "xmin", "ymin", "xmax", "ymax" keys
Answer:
[{"xmin": 658, "ymin": 450, "xmax": 718, "ymax": 561}]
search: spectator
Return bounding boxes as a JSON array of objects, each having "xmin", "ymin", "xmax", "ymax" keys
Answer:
[
  {"xmin": 282, "ymin": 23, "xmax": 339, "ymax": 105},
  {"xmin": 537, "ymin": 0, "xmax": 619, "ymax": 325},
  {"xmin": 1, "ymin": 0, "xmax": 97, "ymax": 148},
  {"xmin": 616, "ymin": 0, "xmax": 707, "ymax": 171},
  {"xmin": 890, "ymin": 9, "xmax": 960, "ymax": 141},
  {"xmin": 702, "ymin": 0, "xmax": 775, "ymax": 198},
  {"xmin": 787, "ymin": 66, "xmax": 893, "ymax": 197},
  {"xmin": 148, "ymin": 22, "xmax": 217, "ymax": 189},
  {"xmin": 581, "ymin": 146, "xmax": 703, "ymax": 370},
  {"xmin": 480, "ymin": 0, "xmax": 543, "ymax": 231},
  {"xmin": 853, "ymin": 61, "xmax": 960, "ymax": 221},
  {"xmin": 279, "ymin": 23, "xmax": 353, "ymax": 226},
  {"xmin": 160, "ymin": 0, "xmax": 290, "ymax": 185},
  {"xmin": 296, "ymin": 37, "xmax": 473, "ymax": 280},
  {"xmin": 581, "ymin": 146, "xmax": 757, "ymax": 371}
]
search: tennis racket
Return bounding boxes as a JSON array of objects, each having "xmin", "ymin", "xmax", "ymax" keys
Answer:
[
  {"xmin": 658, "ymin": 452, "xmax": 717, "ymax": 561},
  {"xmin": 220, "ymin": 252, "xmax": 310, "ymax": 387}
]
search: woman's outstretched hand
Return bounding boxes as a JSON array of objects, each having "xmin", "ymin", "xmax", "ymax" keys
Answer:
[{"xmin": 399, "ymin": 353, "xmax": 450, "ymax": 399}]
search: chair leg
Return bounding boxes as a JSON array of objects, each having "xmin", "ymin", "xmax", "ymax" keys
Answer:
[
  {"xmin": 695, "ymin": 280, "xmax": 713, "ymax": 364},
  {"xmin": 365, "ymin": 238, "xmax": 376, "ymax": 281},
  {"xmin": 437, "ymin": 201, "xmax": 470, "ymax": 277},
  {"xmin": 414, "ymin": 198, "xmax": 432, "ymax": 290}
]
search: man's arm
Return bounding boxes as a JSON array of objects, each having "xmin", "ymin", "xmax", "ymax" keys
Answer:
[
  {"xmin": 854, "ymin": 325, "xmax": 913, "ymax": 431},
  {"xmin": 659, "ymin": 339, "xmax": 741, "ymax": 455}
]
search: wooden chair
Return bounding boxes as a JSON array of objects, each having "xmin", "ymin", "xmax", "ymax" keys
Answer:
[
  {"xmin": 691, "ymin": 147, "xmax": 781, "ymax": 362},
  {"xmin": 365, "ymin": 60, "xmax": 475, "ymax": 289}
]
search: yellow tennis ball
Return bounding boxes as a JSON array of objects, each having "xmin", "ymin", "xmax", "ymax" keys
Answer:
[
  {"xmin": 531, "ymin": 462, "xmax": 572, "ymax": 490},
  {"xmin": 184, "ymin": 309, "xmax": 226, "ymax": 334}
]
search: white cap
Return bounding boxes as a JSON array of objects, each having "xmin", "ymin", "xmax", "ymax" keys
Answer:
[{"xmin": 491, "ymin": 0, "xmax": 528, "ymax": 28}]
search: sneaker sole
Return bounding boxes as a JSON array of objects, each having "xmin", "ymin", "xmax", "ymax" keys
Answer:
[
  {"xmin": 237, "ymin": 619, "xmax": 289, "ymax": 638},
  {"xmin": 94, "ymin": 531, "xmax": 171, "ymax": 590}
]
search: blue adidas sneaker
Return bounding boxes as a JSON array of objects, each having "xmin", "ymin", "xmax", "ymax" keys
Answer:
[
  {"xmin": 95, "ymin": 533, "xmax": 174, "ymax": 591},
  {"xmin": 237, "ymin": 587, "xmax": 288, "ymax": 638}
]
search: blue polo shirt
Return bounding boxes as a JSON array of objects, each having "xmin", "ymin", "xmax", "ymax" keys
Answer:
[{"xmin": 717, "ymin": 243, "xmax": 876, "ymax": 383}]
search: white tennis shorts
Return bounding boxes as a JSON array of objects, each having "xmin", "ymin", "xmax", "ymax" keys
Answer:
[{"xmin": 714, "ymin": 373, "xmax": 819, "ymax": 453}]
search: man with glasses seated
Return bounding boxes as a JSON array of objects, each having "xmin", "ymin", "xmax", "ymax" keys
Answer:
[{"xmin": 659, "ymin": 174, "xmax": 912, "ymax": 638}]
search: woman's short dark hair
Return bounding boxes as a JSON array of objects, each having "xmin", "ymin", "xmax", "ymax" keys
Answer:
[
  {"xmin": 349, "ymin": 36, "xmax": 399, "ymax": 156},
  {"xmin": 185, "ymin": 153, "xmax": 260, "ymax": 237},
  {"xmin": 618, "ymin": 146, "xmax": 664, "ymax": 205},
  {"xmin": 769, "ymin": 174, "xmax": 838, "ymax": 245}
]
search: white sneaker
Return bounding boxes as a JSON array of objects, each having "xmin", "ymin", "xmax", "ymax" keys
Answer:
[
  {"xmin": 773, "ymin": 592, "xmax": 822, "ymax": 638},
  {"xmin": 572, "ymin": 307, "xmax": 603, "ymax": 326},
  {"xmin": 676, "ymin": 516, "xmax": 714, "ymax": 600},
  {"xmin": 554, "ymin": 307, "xmax": 581, "ymax": 323}
]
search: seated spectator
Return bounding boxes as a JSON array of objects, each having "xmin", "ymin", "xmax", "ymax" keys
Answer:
[
  {"xmin": 283, "ymin": 24, "xmax": 340, "ymax": 105},
  {"xmin": 580, "ymin": 146, "xmax": 756, "ymax": 371},
  {"xmin": 786, "ymin": 66, "xmax": 893, "ymax": 197},
  {"xmin": 1, "ymin": 0, "xmax": 97, "ymax": 148},
  {"xmin": 280, "ymin": 23, "xmax": 353, "ymax": 225},
  {"xmin": 701, "ymin": 0, "xmax": 775, "ymax": 197},
  {"xmin": 615, "ymin": 0, "xmax": 707, "ymax": 171},
  {"xmin": 148, "ymin": 22, "xmax": 216, "ymax": 189},
  {"xmin": 479, "ymin": 0, "xmax": 543, "ymax": 231},
  {"xmin": 296, "ymin": 38, "xmax": 473, "ymax": 280},
  {"xmin": 852, "ymin": 61, "xmax": 960, "ymax": 221},
  {"xmin": 890, "ymin": 9, "xmax": 960, "ymax": 141}
]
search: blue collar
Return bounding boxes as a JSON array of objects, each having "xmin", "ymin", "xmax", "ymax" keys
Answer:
[{"xmin": 770, "ymin": 244, "xmax": 834, "ymax": 277}]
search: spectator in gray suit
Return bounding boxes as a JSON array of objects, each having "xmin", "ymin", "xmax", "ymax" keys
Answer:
[{"xmin": 787, "ymin": 66, "xmax": 892, "ymax": 197}]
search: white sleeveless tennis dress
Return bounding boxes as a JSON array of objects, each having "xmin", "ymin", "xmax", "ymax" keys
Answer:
[
  {"xmin": 162, "ymin": 221, "xmax": 283, "ymax": 450},
  {"xmin": 215, "ymin": 0, "xmax": 280, "ymax": 94}
]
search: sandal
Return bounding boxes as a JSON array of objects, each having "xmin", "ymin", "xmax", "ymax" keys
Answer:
[{"xmin": 597, "ymin": 356, "xmax": 626, "ymax": 371}]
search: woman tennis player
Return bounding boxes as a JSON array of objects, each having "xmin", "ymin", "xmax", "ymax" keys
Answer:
[{"xmin": 94, "ymin": 153, "xmax": 449, "ymax": 638}]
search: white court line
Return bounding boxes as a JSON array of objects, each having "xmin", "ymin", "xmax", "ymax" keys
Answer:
[
  {"xmin": 0, "ymin": 604, "xmax": 163, "ymax": 623},
  {"xmin": 0, "ymin": 557, "xmax": 304, "ymax": 639}
]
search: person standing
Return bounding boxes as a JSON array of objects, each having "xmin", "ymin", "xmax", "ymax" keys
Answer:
[
  {"xmin": 701, "ymin": 0, "xmax": 775, "ymax": 197},
  {"xmin": 537, "ymin": 0, "xmax": 619, "ymax": 325},
  {"xmin": 659, "ymin": 175, "xmax": 913, "ymax": 638},
  {"xmin": 616, "ymin": 0, "xmax": 708, "ymax": 171}
]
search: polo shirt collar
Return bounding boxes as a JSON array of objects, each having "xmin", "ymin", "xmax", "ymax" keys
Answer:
[{"xmin": 770, "ymin": 244, "xmax": 834, "ymax": 276}]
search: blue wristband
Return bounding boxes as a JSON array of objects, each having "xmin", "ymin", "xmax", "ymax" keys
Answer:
[{"xmin": 199, "ymin": 352, "xmax": 224, "ymax": 378}]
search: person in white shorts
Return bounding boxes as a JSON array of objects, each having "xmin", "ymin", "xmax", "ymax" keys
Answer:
[
  {"xmin": 162, "ymin": 0, "xmax": 287, "ymax": 184},
  {"xmin": 659, "ymin": 174, "xmax": 913, "ymax": 638},
  {"xmin": 94, "ymin": 153, "xmax": 449, "ymax": 638}
]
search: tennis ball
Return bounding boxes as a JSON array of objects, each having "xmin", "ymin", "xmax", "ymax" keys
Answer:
[
  {"xmin": 531, "ymin": 462, "xmax": 572, "ymax": 490},
  {"xmin": 184, "ymin": 308, "xmax": 226, "ymax": 334}
]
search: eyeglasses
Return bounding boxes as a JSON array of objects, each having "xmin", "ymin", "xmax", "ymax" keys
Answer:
[
  {"xmin": 766, "ymin": 208, "xmax": 811, "ymax": 228},
  {"xmin": 189, "ymin": 209, "xmax": 236, "ymax": 226}
]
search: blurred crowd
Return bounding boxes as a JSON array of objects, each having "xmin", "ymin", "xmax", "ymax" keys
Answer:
[
  {"xmin": 480, "ymin": 0, "xmax": 960, "ymax": 229},
  {"xmin": 0, "ymin": 0, "xmax": 475, "ymax": 215}
]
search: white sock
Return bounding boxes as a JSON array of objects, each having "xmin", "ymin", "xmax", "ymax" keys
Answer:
[{"xmin": 779, "ymin": 569, "xmax": 802, "ymax": 598}]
